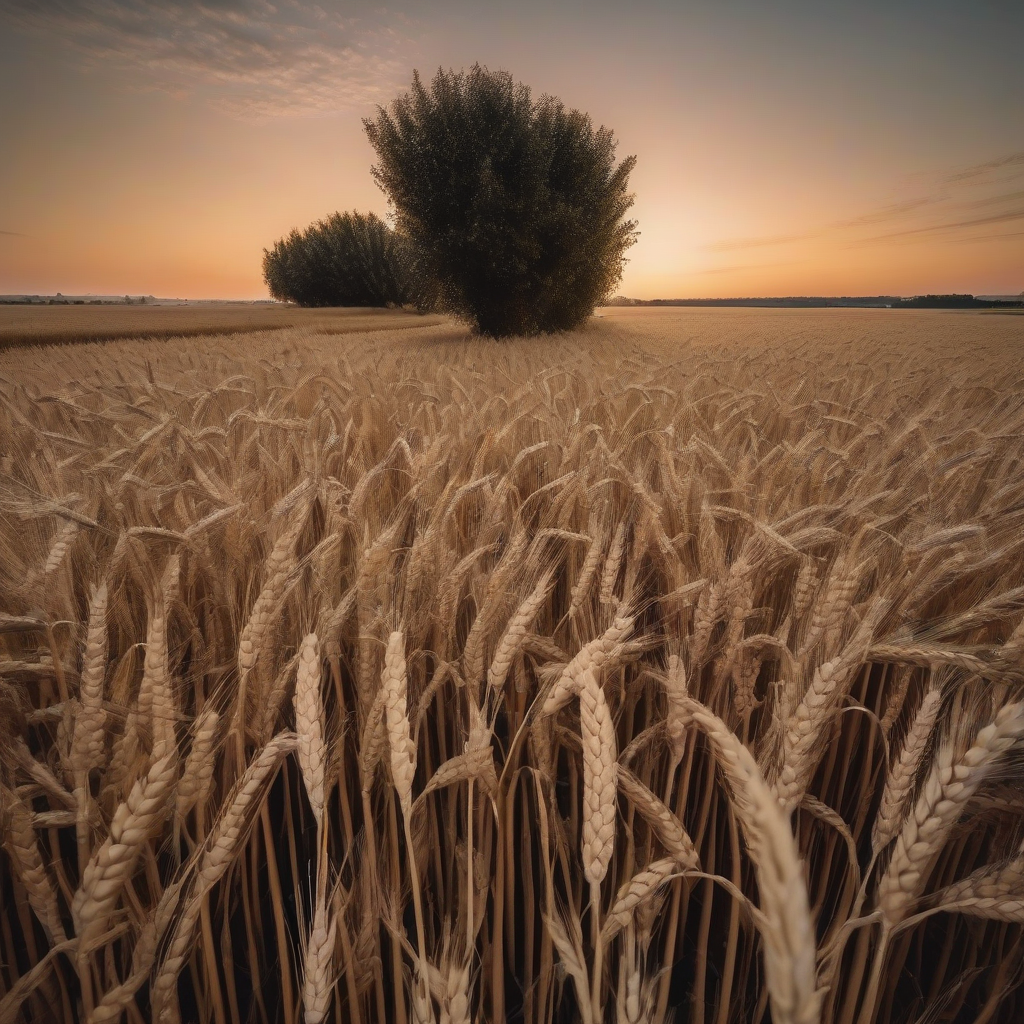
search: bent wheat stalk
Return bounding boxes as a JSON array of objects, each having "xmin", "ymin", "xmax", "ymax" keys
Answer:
[{"xmin": 684, "ymin": 697, "xmax": 821, "ymax": 1024}]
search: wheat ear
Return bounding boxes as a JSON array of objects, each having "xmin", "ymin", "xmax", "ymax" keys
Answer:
[
  {"xmin": 663, "ymin": 652, "xmax": 690, "ymax": 768},
  {"xmin": 71, "ymin": 581, "xmax": 109, "ymax": 864},
  {"xmin": 139, "ymin": 562, "xmax": 178, "ymax": 760},
  {"xmin": 616, "ymin": 766, "xmax": 698, "ymax": 869},
  {"xmin": 928, "ymin": 848, "xmax": 1024, "ymax": 923},
  {"xmin": 487, "ymin": 571, "xmax": 553, "ymax": 695},
  {"xmin": 152, "ymin": 732, "xmax": 298, "ymax": 1023},
  {"xmin": 43, "ymin": 520, "xmax": 79, "ymax": 580},
  {"xmin": 774, "ymin": 602, "xmax": 884, "ymax": 813},
  {"xmin": 877, "ymin": 701, "xmax": 1024, "ymax": 927},
  {"xmin": 294, "ymin": 632, "xmax": 327, "ymax": 829},
  {"xmin": 600, "ymin": 520, "xmax": 627, "ymax": 604},
  {"xmin": 543, "ymin": 611, "xmax": 635, "ymax": 715},
  {"xmin": 175, "ymin": 707, "xmax": 220, "ymax": 819},
  {"xmin": 382, "ymin": 630, "xmax": 416, "ymax": 813},
  {"xmin": 689, "ymin": 579, "xmax": 723, "ymax": 668},
  {"xmin": 87, "ymin": 879, "xmax": 183, "ymax": 1024},
  {"xmin": 381, "ymin": 628, "xmax": 431, "ymax": 1003},
  {"xmin": 0, "ymin": 786, "xmax": 66, "ymax": 942},
  {"xmin": 580, "ymin": 667, "xmax": 617, "ymax": 886},
  {"xmin": 792, "ymin": 559, "xmax": 818, "ymax": 622},
  {"xmin": 302, "ymin": 880, "xmax": 338, "ymax": 1023},
  {"xmin": 71, "ymin": 750, "xmax": 177, "ymax": 949},
  {"xmin": 570, "ymin": 525, "xmax": 608, "ymax": 618},
  {"xmin": 237, "ymin": 513, "xmax": 304, "ymax": 719},
  {"xmin": 601, "ymin": 858, "xmax": 682, "ymax": 944},
  {"xmin": 871, "ymin": 681, "xmax": 942, "ymax": 855},
  {"xmin": 72, "ymin": 581, "xmax": 109, "ymax": 777}
]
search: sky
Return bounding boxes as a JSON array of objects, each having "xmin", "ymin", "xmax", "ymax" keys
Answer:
[{"xmin": 1, "ymin": 0, "xmax": 1022, "ymax": 300}]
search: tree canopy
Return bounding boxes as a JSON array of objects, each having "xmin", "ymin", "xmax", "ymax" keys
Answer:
[
  {"xmin": 262, "ymin": 211, "xmax": 414, "ymax": 308},
  {"xmin": 363, "ymin": 65, "xmax": 638, "ymax": 337}
]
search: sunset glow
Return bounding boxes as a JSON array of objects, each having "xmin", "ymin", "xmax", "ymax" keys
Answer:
[{"xmin": 1, "ymin": 1, "xmax": 1021, "ymax": 299}]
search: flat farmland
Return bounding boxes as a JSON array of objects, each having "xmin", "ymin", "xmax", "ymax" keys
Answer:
[{"xmin": 0, "ymin": 302, "xmax": 445, "ymax": 350}]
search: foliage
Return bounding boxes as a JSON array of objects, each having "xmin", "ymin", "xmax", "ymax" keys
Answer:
[
  {"xmin": 262, "ymin": 211, "xmax": 416, "ymax": 308},
  {"xmin": 364, "ymin": 65, "xmax": 639, "ymax": 337}
]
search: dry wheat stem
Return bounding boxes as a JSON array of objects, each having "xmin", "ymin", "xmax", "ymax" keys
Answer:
[
  {"xmin": 685, "ymin": 697, "xmax": 822, "ymax": 1024},
  {"xmin": 152, "ymin": 731, "xmax": 298, "ymax": 1023}
]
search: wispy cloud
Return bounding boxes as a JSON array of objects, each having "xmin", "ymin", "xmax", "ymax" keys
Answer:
[
  {"xmin": 854, "ymin": 207, "xmax": 1024, "ymax": 246},
  {"xmin": 0, "ymin": 229, "xmax": 27, "ymax": 237},
  {"xmin": 706, "ymin": 231, "xmax": 816, "ymax": 254},
  {"xmin": 945, "ymin": 151, "xmax": 1024, "ymax": 184},
  {"xmin": 693, "ymin": 260, "xmax": 803, "ymax": 275},
  {"xmin": 0, "ymin": 0, "xmax": 418, "ymax": 119},
  {"xmin": 704, "ymin": 150, "xmax": 1024, "ymax": 257}
]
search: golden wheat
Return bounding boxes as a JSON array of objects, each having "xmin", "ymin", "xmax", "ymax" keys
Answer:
[{"xmin": 1, "ymin": 307, "xmax": 1023, "ymax": 1023}]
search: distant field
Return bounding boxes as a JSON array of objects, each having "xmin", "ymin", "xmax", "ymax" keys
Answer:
[{"xmin": 0, "ymin": 302, "xmax": 444, "ymax": 349}]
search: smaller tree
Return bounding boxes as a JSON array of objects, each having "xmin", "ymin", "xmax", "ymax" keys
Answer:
[
  {"xmin": 364, "ymin": 65, "xmax": 639, "ymax": 337},
  {"xmin": 262, "ymin": 211, "xmax": 416, "ymax": 308}
]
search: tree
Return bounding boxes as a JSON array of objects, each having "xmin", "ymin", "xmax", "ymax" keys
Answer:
[
  {"xmin": 262, "ymin": 211, "xmax": 416, "ymax": 308},
  {"xmin": 364, "ymin": 65, "xmax": 638, "ymax": 337}
]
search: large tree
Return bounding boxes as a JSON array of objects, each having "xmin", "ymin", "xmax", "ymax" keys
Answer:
[{"xmin": 364, "ymin": 65, "xmax": 638, "ymax": 337}]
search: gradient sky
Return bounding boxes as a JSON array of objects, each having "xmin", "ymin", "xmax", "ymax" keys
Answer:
[{"xmin": 1, "ymin": 0, "xmax": 1022, "ymax": 299}]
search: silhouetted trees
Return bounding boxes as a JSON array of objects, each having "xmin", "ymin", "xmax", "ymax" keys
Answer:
[
  {"xmin": 363, "ymin": 65, "xmax": 638, "ymax": 337},
  {"xmin": 262, "ymin": 212, "xmax": 415, "ymax": 308}
]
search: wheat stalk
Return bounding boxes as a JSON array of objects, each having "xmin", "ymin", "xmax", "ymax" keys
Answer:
[
  {"xmin": 684, "ymin": 697, "xmax": 821, "ymax": 1024},
  {"xmin": 152, "ymin": 732, "xmax": 298, "ymax": 1023}
]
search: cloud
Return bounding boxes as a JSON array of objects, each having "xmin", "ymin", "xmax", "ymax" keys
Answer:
[
  {"xmin": 0, "ymin": 230, "xmax": 26, "ymax": 237},
  {"xmin": 706, "ymin": 230, "xmax": 816, "ymax": 254},
  {"xmin": 946, "ymin": 228, "xmax": 1024, "ymax": 246},
  {"xmin": 837, "ymin": 196, "xmax": 937, "ymax": 228},
  {"xmin": 703, "ymin": 150, "xmax": 1024, "ymax": 256},
  {"xmin": 693, "ymin": 260, "xmax": 802, "ymax": 275},
  {"xmin": 945, "ymin": 150, "xmax": 1024, "ymax": 184},
  {"xmin": 0, "ymin": 0, "xmax": 419, "ymax": 119},
  {"xmin": 852, "ymin": 207, "xmax": 1024, "ymax": 246}
]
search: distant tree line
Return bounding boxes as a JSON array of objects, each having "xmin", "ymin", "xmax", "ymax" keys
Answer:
[
  {"xmin": 263, "ymin": 65, "xmax": 638, "ymax": 337},
  {"xmin": 606, "ymin": 294, "xmax": 1024, "ymax": 309},
  {"xmin": 891, "ymin": 294, "xmax": 1023, "ymax": 309}
]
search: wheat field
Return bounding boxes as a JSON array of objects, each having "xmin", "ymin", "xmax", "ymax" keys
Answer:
[
  {"xmin": 0, "ymin": 305, "xmax": 444, "ymax": 351},
  {"xmin": 1, "ymin": 307, "xmax": 1023, "ymax": 1024}
]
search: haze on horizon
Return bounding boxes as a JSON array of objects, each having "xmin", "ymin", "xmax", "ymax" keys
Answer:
[{"xmin": 1, "ymin": 0, "xmax": 1021, "ymax": 301}]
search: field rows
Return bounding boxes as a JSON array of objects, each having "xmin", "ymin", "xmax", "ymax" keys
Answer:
[{"xmin": 0, "ymin": 304, "xmax": 443, "ymax": 350}]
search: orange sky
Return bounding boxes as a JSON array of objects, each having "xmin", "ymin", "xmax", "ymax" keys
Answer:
[{"xmin": 1, "ymin": 1, "xmax": 1022, "ymax": 299}]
